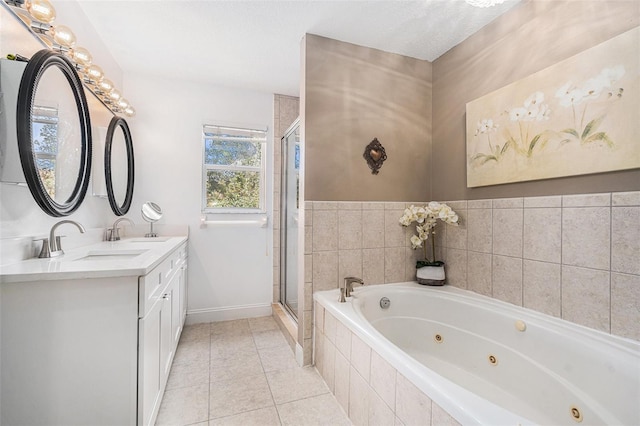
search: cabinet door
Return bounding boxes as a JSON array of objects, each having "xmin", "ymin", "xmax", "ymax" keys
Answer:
[
  {"xmin": 138, "ymin": 298, "xmax": 162, "ymax": 426},
  {"xmin": 160, "ymin": 287, "xmax": 174, "ymax": 380},
  {"xmin": 180, "ymin": 264, "xmax": 188, "ymax": 326},
  {"xmin": 172, "ymin": 272, "xmax": 182, "ymax": 347}
]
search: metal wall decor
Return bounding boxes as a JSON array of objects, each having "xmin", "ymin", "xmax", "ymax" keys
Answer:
[{"xmin": 363, "ymin": 138, "xmax": 387, "ymax": 174}]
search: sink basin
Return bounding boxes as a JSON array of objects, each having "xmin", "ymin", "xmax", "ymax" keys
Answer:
[{"xmin": 75, "ymin": 249, "xmax": 148, "ymax": 261}]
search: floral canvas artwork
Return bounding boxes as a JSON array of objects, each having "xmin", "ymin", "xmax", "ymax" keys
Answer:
[{"xmin": 466, "ymin": 27, "xmax": 640, "ymax": 187}]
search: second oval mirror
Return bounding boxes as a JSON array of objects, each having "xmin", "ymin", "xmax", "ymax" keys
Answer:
[{"xmin": 105, "ymin": 116, "xmax": 134, "ymax": 216}]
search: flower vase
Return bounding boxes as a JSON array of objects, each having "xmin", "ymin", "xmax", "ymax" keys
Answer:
[{"xmin": 416, "ymin": 260, "xmax": 446, "ymax": 286}]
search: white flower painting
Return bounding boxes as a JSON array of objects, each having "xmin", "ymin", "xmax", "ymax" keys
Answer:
[{"xmin": 466, "ymin": 27, "xmax": 639, "ymax": 187}]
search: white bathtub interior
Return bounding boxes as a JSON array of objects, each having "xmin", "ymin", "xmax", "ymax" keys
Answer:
[{"xmin": 314, "ymin": 283, "xmax": 640, "ymax": 426}]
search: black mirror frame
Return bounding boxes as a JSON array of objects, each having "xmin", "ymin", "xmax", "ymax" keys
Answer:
[
  {"xmin": 105, "ymin": 116, "xmax": 134, "ymax": 216},
  {"xmin": 16, "ymin": 49, "xmax": 92, "ymax": 217}
]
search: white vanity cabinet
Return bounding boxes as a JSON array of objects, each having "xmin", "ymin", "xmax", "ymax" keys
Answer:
[
  {"xmin": 0, "ymin": 238, "xmax": 188, "ymax": 426},
  {"xmin": 138, "ymin": 242, "xmax": 187, "ymax": 426}
]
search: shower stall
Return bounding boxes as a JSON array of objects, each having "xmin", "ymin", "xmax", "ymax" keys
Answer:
[{"xmin": 279, "ymin": 119, "xmax": 301, "ymax": 320}]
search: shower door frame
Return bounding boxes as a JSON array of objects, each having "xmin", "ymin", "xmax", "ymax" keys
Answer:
[{"xmin": 279, "ymin": 118, "xmax": 301, "ymax": 321}]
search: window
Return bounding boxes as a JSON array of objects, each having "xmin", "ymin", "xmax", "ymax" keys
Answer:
[
  {"xmin": 202, "ymin": 124, "xmax": 267, "ymax": 212},
  {"xmin": 32, "ymin": 104, "xmax": 59, "ymax": 198}
]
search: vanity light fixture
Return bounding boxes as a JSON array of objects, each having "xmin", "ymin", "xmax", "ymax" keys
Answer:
[
  {"xmin": 464, "ymin": 0, "xmax": 506, "ymax": 7},
  {"xmin": 2, "ymin": 0, "xmax": 136, "ymax": 116}
]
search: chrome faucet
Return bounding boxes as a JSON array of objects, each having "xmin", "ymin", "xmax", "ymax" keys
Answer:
[
  {"xmin": 339, "ymin": 276, "xmax": 365, "ymax": 302},
  {"xmin": 107, "ymin": 217, "xmax": 134, "ymax": 241},
  {"xmin": 38, "ymin": 220, "xmax": 86, "ymax": 258}
]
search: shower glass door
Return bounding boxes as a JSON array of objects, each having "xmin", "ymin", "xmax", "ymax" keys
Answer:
[{"xmin": 280, "ymin": 119, "xmax": 300, "ymax": 320}]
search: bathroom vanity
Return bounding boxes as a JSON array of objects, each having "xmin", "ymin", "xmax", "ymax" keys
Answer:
[{"xmin": 0, "ymin": 236, "xmax": 188, "ymax": 426}]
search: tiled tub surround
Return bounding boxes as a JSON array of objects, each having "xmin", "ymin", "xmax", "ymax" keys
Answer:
[
  {"xmin": 305, "ymin": 192, "xmax": 640, "ymax": 343},
  {"xmin": 313, "ymin": 284, "xmax": 640, "ymax": 426}
]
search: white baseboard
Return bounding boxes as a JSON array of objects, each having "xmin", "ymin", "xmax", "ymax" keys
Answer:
[
  {"xmin": 186, "ymin": 303, "xmax": 272, "ymax": 324},
  {"xmin": 295, "ymin": 342, "xmax": 304, "ymax": 366}
]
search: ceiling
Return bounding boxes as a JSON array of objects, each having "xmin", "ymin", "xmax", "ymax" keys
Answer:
[{"xmin": 77, "ymin": 0, "xmax": 521, "ymax": 96}]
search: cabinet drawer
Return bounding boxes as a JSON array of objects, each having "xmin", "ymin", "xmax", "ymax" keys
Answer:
[{"xmin": 139, "ymin": 243, "xmax": 187, "ymax": 318}]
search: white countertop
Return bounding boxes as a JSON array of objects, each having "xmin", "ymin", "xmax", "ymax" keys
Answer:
[{"xmin": 0, "ymin": 236, "xmax": 188, "ymax": 283}]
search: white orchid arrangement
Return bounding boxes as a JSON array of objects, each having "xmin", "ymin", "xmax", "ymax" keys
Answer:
[{"xmin": 399, "ymin": 202, "xmax": 459, "ymax": 266}]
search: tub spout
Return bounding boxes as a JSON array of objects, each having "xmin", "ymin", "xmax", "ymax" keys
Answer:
[{"xmin": 342, "ymin": 276, "xmax": 364, "ymax": 299}]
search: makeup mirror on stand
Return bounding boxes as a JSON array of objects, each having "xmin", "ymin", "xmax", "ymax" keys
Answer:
[{"xmin": 141, "ymin": 201, "xmax": 162, "ymax": 237}]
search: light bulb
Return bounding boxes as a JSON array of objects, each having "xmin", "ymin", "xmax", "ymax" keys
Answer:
[
  {"xmin": 98, "ymin": 78, "xmax": 114, "ymax": 93},
  {"xmin": 71, "ymin": 47, "xmax": 92, "ymax": 66},
  {"xmin": 26, "ymin": 0, "xmax": 56, "ymax": 23},
  {"xmin": 117, "ymin": 98, "xmax": 129, "ymax": 109},
  {"xmin": 124, "ymin": 106, "xmax": 135, "ymax": 117},
  {"xmin": 109, "ymin": 89, "xmax": 121, "ymax": 102},
  {"xmin": 86, "ymin": 64, "xmax": 104, "ymax": 82},
  {"xmin": 51, "ymin": 25, "xmax": 76, "ymax": 48}
]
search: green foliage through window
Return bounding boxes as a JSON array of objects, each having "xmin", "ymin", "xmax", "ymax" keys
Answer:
[{"xmin": 202, "ymin": 125, "xmax": 266, "ymax": 211}]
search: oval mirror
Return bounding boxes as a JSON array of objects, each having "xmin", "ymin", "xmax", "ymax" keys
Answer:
[
  {"xmin": 105, "ymin": 116, "xmax": 134, "ymax": 216},
  {"xmin": 141, "ymin": 202, "xmax": 162, "ymax": 237},
  {"xmin": 16, "ymin": 49, "xmax": 91, "ymax": 217}
]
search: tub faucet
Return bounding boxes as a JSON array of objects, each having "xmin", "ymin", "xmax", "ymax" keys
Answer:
[
  {"xmin": 38, "ymin": 220, "xmax": 86, "ymax": 258},
  {"xmin": 107, "ymin": 217, "xmax": 135, "ymax": 241},
  {"xmin": 339, "ymin": 276, "xmax": 365, "ymax": 302}
]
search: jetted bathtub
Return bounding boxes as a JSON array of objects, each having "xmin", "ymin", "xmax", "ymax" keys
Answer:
[{"xmin": 314, "ymin": 282, "xmax": 640, "ymax": 425}]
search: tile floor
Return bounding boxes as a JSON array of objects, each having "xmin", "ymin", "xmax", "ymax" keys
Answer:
[{"xmin": 155, "ymin": 316, "xmax": 352, "ymax": 426}]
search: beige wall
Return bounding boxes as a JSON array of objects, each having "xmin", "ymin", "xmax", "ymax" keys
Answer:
[
  {"xmin": 432, "ymin": 0, "xmax": 640, "ymax": 201},
  {"xmin": 303, "ymin": 34, "xmax": 432, "ymax": 202}
]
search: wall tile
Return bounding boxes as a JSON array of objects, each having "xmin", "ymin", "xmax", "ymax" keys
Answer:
[
  {"xmin": 612, "ymin": 191, "xmax": 640, "ymax": 206},
  {"xmin": 562, "ymin": 266, "xmax": 610, "ymax": 333},
  {"xmin": 432, "ymin": 402, "xmax": 462, "ymax": 426},
  {"xmin": 304, "ymin": 281, "xmax": 313, "ymax": 311},
  {"xmin": 523, "ymin": 208, "xmax": 561, "ymax": 263},
  {"xmin": 467, "ymin": 208, "xmax": 492, "ymax": 253},
  {"xmin": 363, "ymin": 248, "xmax": 385, "ymax": 285},
  {"xmin": 350, "ymin": 334, "xmax": 372, "ymax": 383},
  {"xmin": 339, "ymin": 249, "xmax": 363, "ymax": 282},
  {"xmin": 322, "ymin": 338, "xmax": 336, "ymax": 392},
  {"xmin": 363, "ymin": 202, "xmax": 385, "ymax": 210},
  {"xmin": 468, "ymin": 199, "xmax": 492, "ymax": 209},
  {"xmin": 334, "ymin": 351, "xmax": 350, "ymax": 414},
  {"xmin": 611, "ymin": 207, "xmax": 640, "ymax": 275},
  {"xmin": 524, "ymin": 195, "xmax": 562, "ymax": 208},
  {"xmin": 385, "ymin": 210, "xmax": 406, "ymax": 247},
  {"xmin": 445, "ymin": 209, "xmax": 467, "ymax": 250},
  {"xmin": 305, "ymin": 206, "xmax": 313, "ymax": 225},
  {"xmin": 492, "ymin": 255, "xmax": 523, "ymax": 306},
  {"xmin": 363, "ymin": 209, "xmax": 385, "ymax": 248},
  {"xmin": 324, "ymin": 311, "xmax": 337, "ymax": 344},
  {"xmin": 335, "ymin": 322, "xmax": 352, "ymax": 360},
  {"xmin": 467, "ymin": 252, "xmax": 492, "ymax": 297},
  {"xmin": 314, "ymin": 301, "xmax": 324, "ymax": 333},
  {"xmin": 313, "ymin": 210, "xmax": 338, "ymax": 251},
  {"xmin": 336, "ymin": 202, "xmax": 361, "ymax": 210},
  {"xmin": 370, "ymin": 351, "xmax": 396, "ymax": 410},
  {"xmin": 384, "ymin": 247, "xmax": 406, "ymax": 283},
  {"xmin": 493, "ymin": 197, "xmax": 523, "ymax": 208},
  {"xmin": 385, "ymin": 202, "xmax": 406, "ymax": 210},
  {"xmin": 445, "ymin": 248, "xmax": 467, "ymax": 289},
  {"xmin": 563, "ymin": 193, "xmax": 610, "ymax": 207},
  {"xmin": 611, "ymin": 273, "xmax": 640, "ymax": 341},
  {"xmin": 339, "ymin": 210, "xmax": 363, "ymax": 250},
  {"xmin": 444, "ymin": 200, "xmax": 467, "ymax": 210},
  {"xmin": 395, "ymin": 374, "xmax": 431, "ymax": 426},
  {"xmin": 314, "ymin": 329, "xmax": 324, "ymax": 376},
  {"xmin": 312, "ymin": 251, "xmax": 338, "ymax": 292},
  {"xmin": 523, "ymin": 260, "xmax": 561, "ymax": 318},
  {"xmin": 314, "ymin": 201, "xmax": 338, "ymax": 210},
  {"xmin": 349, "ymin": 367, "xmax": 369, "ymax": 426},
  {"xmin": 305, "ymin": 226, "xmax": 313, "ymax": 254},
  {"xmin": 304, "ymin": 254, "xmax": 313, "ymax": 283},
  {"xmin": 492, "ymin": 208, "xmax": 523, "ymax": 257},
  {"xmin": 562, "ymin": 207, "xmax": 610, "ymax": 270},
  {"xmin": 368, "ymin": 387, "xmax": 395, "ymax": 426}
]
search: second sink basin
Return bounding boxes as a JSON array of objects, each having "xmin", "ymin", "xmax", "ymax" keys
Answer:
[{"xmin": 75, "ymin": 249, "xmax": 148, "ymax": 261}]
